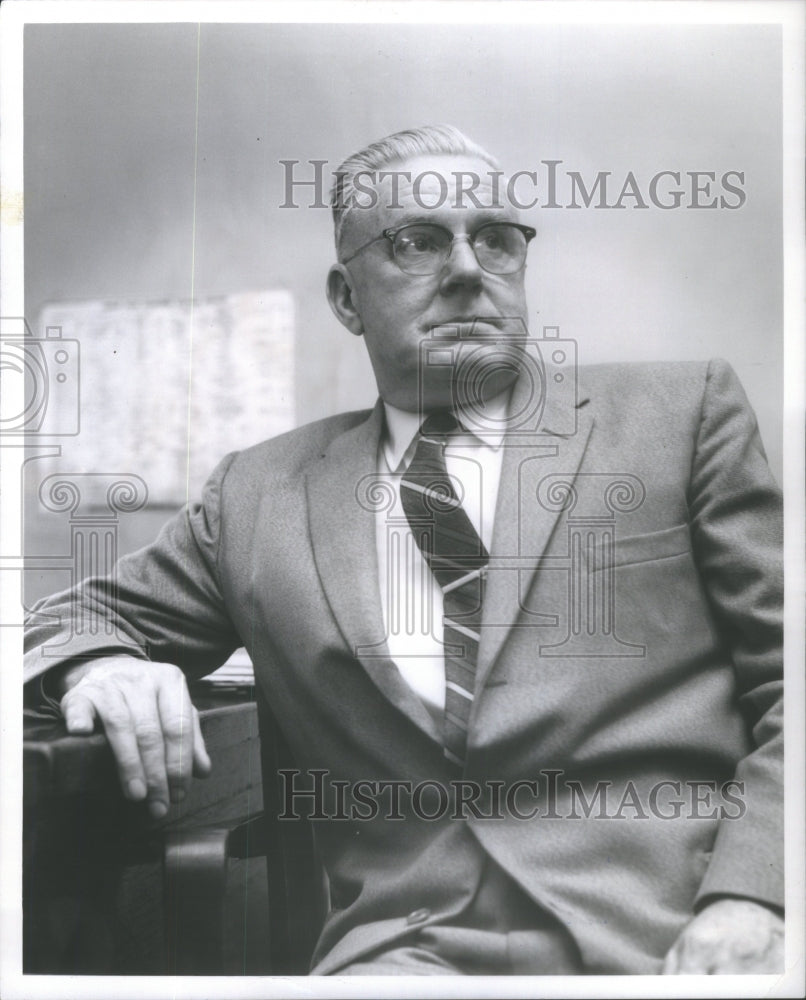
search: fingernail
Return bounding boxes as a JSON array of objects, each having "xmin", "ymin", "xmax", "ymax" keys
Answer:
[
  {"xmin": 127, "ymin": 778, "xmax": 147, "ymax": 799},
  {"xmin": 149, "ymin": 800, "xmax": 168, "ymax": 819},
  {"xmin": 66, "ymin": 717, "xmax": 92, "ymax": 733}
]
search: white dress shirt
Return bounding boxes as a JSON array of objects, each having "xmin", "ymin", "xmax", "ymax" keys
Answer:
[{"xmin": 375, "ymin": 395, "xmax": 508, "ymax": 722}]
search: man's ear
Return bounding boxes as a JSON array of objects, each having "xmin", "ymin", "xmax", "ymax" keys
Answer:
[{"xmin": 326, "ymin": 264, "xmax": 364, "ymax": 337}]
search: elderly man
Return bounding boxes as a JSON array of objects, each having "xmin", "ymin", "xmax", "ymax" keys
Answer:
[{"xmin": 24, "ymin": 125, "xmax": 783, "ymax": 975}]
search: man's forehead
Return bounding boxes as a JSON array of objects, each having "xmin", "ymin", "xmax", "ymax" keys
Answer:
[
  {"xmin": 379, "ymin": 153, "xmax": 510, "ymax": 205},
  {"xmin": 340, "ymin": 152, "xmax": 519, "ymax": 251}
]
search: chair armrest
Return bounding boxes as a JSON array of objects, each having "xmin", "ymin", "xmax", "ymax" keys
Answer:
[
  {"xmin": 164, "ymin": 687, "xmax": 327, "ymax": 975},
  {"xmin": 163, "ymin": 813, "xmax": 268, "ymax": 974}
]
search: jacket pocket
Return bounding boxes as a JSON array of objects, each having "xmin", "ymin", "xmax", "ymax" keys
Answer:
[{"xmin": 586, "ymin": 522, "xmax": 692, "ymax": 573}]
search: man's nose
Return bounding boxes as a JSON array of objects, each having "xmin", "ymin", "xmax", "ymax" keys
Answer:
[{"xmin": 439, "ymin": 234, "xmax": 483, "ymax": 291}]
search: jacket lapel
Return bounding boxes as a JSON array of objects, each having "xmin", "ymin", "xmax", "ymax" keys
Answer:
[
  {"xmin": 476, "ymin": 369, "xmax": 594, "ymax": 690},
  {"xmin": 305, "ymin": 401, "xmax": 441, "ymax": 743}
]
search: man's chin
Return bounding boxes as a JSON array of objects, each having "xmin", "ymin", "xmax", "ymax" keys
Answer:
[
  {"xmin": 454, "ymin": 365, "xmax": 519, "ymax": 403},
  {"xmin": 415, "ymin": 367, "xmax": 519, "ymax": 416}
]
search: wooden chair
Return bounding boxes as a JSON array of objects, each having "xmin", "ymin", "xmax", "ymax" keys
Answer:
[{"xmin": 163, "ymin": 688, "xmax": 326, "ymax": 975}]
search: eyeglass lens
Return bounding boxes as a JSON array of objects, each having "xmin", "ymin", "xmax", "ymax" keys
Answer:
[{"xmin": 392, "ymin": 224, "xmax": 529, "ymax": 275}]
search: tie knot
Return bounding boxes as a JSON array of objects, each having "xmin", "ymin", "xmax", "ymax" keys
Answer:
[{"xmin": 420, "ymin": 411, "xmax": 461, "ymax": 438}]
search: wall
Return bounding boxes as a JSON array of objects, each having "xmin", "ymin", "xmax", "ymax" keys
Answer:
[{"xmin": 22, "ymin": 21, "xmax": 783, "ymax": 593}]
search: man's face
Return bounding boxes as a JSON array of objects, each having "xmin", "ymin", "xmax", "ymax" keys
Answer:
[{"xmin": 327, "ymin": 153, "xmax": 531, "ymax": 412}]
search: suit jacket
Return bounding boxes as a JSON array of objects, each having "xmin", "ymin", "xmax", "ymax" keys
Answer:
[{"xmin": 24, "ymin": 359, "xmax": 783, "ymax": 974}]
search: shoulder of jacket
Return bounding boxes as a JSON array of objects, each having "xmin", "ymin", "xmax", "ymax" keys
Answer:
[
  {"xmin": 578, "ymin": 358, "xmax": 714, "ymax": 386},
  {"xmin": 219, "ymin": 408, "xmax": 375, "ymax": 484},
  {"xmin": 577, "ymin": 359, "xmax": 728, "ymax": 405}
]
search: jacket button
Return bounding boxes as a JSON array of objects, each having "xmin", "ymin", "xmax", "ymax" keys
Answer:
[{"xmin": 406, "ymin": 908, "xmax": 431, "ymax": 925}]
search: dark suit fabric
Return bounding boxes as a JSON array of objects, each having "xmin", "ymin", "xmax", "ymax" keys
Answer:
[{"xmin": 24, "ymin": 360, "xmax": 783, "ymax": 974}]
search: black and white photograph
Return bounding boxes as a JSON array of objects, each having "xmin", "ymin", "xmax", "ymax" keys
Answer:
[{"xmin": 1, "ymin": 1, "xmax": 804, "ymax": 997}]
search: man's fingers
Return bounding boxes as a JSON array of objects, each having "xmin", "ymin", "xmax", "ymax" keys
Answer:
[
  {"xmin": 665, "ymin": 931, "xmax": 722, "ymax": 973},
  {"xmin": 130, "ymin": 701, "xmax": 171, "ymax": 818},
  {"xmin": 157, "ymin": 680, "xmax": 196, "ymax": 802},
  {"xmin": 671, "ymin": 944, "xmax": 709, "ymax": 974},
  {"xmin": 662, "ymin": 899, "xmax": 785, "ymax": 974},
  {"xmin": 661, "ymin": 946, "xmax": 680, "ymax": 975},
  {"xmin": 58, "ymin": 658, "xmax": 210, "ymax": 818},
  {"xmin": 79, "ymin": 684, "xmax": 151, "ymax": 804},
  {"xmin": 61, "ymin": 689, "xmax": 98, "ymax": 735},
  {"xmin": 191, "ymin": 706, "xmax": 212, "ymax": 777}
]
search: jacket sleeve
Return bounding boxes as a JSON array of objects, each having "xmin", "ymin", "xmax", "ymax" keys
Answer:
[
  {"xmin": 24, "ymin": 452, "xmax": 242, "ymax": 688},
  {"xmin": 688, "ymin": 359, "xmax": 784, "ymax": 911}
]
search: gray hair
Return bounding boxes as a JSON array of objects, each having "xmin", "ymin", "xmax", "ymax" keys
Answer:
[{"xmin": 331, "ymin": 124, "xmax": 502, "ymax": 254}]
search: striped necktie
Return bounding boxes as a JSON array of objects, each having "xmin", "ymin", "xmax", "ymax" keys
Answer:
[{"xmin": 400, "ymin": 411, "xmax": 489, "ymax": 767}]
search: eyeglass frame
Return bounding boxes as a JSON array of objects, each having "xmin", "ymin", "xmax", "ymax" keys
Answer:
[{"xmin": 340, "ymin": 220, "xmax": 537, "ymax": 275}]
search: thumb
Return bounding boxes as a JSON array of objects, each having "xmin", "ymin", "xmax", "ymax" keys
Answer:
[{"xmin": 191, "ymin": 706, "xmax": 212, "ymax": 776}]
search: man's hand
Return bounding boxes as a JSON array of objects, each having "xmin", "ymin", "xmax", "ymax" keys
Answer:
[
  {"xmin": 662, "ymin": 898, "xmax": 784, "ymax": 974},
  {"xmin": 59, "ymin": 656, "xmax": 212, "ymax": 818}
]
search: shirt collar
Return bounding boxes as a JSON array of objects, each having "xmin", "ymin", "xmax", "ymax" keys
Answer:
[{"xmin": 381, "ymin": 390, "xmax": 511, "ymax": 474}]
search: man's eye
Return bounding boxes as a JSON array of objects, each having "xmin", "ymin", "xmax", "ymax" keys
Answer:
[
  {"xmin": 479, "ymin": 233, "xmax": 502, "ymax": 250},
  {"xmin": 477, "ymin": 228, "xmax": 510, "ymax": 251},
  {"xmin": 396, "ymin": 227, "xmax": 445, "ymax": 255},
  {"xmin": 401, "ymin": 235, "xmax": 438, "ymax": 253}
]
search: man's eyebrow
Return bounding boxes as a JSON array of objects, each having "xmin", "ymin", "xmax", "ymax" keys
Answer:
[
  {"xmin": 384, "ymin": 213, "xmax": 435, "ymax": 229},
  {"xmin": 386, "ymin": 210, "xmax": 515, "ymax": 230}
]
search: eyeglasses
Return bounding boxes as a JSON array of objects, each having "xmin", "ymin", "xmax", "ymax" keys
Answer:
[{"xmin": 341, "ymin": 221, "xmax": 537, "ymax": 275}]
